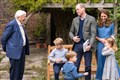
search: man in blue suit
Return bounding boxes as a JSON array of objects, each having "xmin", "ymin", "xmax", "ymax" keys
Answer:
[{"xmin": 1, "ymin": 10, "xmax": 30, "ymax": 80}]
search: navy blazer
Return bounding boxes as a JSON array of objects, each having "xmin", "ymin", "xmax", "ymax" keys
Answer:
[{"xmin": 1, "ymin": 19, "xmax": 30, "ymax": 59}]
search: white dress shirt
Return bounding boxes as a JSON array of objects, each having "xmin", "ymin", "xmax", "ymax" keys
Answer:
[{"xmin": 16, "ymin": 19, "xmax": 26, "ymax": 46}]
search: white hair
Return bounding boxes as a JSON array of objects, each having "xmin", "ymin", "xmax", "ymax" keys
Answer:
[{"xmin": 15, "ymin": 10, "xmax": 26, "ymax": 19}]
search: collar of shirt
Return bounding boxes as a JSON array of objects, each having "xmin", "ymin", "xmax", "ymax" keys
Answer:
[
  {"xmin": 56, "ymin": 48, "xmax": 65, "ymax": 51},
  {"xmin": 79, "ymin": 13, "xmax": 86, "ymax": 20},
  {"xmin": 68, "ymin": 61, "xmax": 74, "ymax": 63},
  {"xmin": 16, "ymin": 19, "xmax": 22, "ymax": 26}
]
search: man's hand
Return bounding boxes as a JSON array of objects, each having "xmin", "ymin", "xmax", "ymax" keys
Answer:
[
  {"xmin": 86, "ymin": 45, "xmax": 91, "ymax": 51},
  {"xmin": 73, "ymin": 36, "xmax": 80, "ymax": 43}
]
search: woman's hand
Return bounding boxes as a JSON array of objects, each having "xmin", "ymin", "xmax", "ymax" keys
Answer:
[
  {"xmin": 100, "ymin": 38, "xmax": 106, "ymax": 44},
  {"xmin": 96, "ymin": 36, "xmax": 106, "ymax": 44}
]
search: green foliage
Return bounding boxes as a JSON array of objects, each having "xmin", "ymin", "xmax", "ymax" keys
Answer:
[
  {"xmin": 78, "ymin": 0, "xmax": 86, "ymax": 3},
  {"xmin": 10, "ymin": 0, "xmax": 116, "ymax": 13},
  {"xmin": 108, "ymin": 7, "xmax": 120, "ymax": 64},
  {"xmin": 115, "ymin": 7, "xmax": 120, "ymax": 20},
  {"xmin": 51, "ymin": 0, "xmax": 63, "ymax": 3},
  {"xmin": 31, "ymin": 56, "xmax": 47, "ymax": 80},
  {"xmin": 115, "ymin": 36, "xmax": 120, "ymax": 65},
  {"xmin": 34, "ymin": 26, "xmax": 44, "ymax": 38},
  {"xmin": 10, "ymin": 0, "xmax": 48, "ymax": 12},
  {"xmin": 32, "ymin": 13, "xmax": 47, "ymax": 41},
  {"xmin": 103, "ymin": 8, "xmax": 120, "ymax": 66},
  {"xmin": 91, "ymin": 0, "xmax": 99, "ymax": 3},
  {"xmin": 105, "ymin": 0, "xmax": 114, "ymax": 3}
]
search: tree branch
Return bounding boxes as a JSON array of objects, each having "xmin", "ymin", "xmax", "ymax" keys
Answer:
[{"xmin": 24, "ymin": 11, "xmax": 36, "ymax": 24}]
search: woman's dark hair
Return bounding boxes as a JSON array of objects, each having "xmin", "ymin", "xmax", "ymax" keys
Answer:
[{"xmin": 98, "ymin": 9, "xmax": 112, "ymax": 27}]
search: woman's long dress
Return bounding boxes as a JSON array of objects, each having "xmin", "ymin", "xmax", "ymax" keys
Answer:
[{"xmin": 96, "ymin": 23, "xmax": 114, "ymax": 80}]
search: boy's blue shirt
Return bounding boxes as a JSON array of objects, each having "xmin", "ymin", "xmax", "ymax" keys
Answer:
[
  {"xmin": 48, "ymin": 48, "xmax": 68, "ymax": 63},
  {"xmin": 62, "ymin": 62, "xmax": 84, "ymax": 80}
]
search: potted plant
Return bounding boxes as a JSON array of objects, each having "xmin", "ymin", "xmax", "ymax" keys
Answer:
[
  {"xmin": 34, "ymin": 26, "xmax": 41, "ymax": 48},
  {"xmin": 34, "ymin": 25, "xmax": 47, "ymax": 48}
]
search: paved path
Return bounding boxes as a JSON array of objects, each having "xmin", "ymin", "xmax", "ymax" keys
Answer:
[{"xmin": 0, "ymin": 45, "xmax": 47, "ymax": 80}]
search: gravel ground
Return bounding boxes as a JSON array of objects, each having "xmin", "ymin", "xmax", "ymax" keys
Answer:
[{"xmin": 0, "ymin": 45, "xmax": 47, "ymax": 80}]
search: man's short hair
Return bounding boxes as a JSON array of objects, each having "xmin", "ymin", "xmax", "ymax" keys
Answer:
[
  {"xmin": 76, "ymin": 3, "xmax": 85, "ymax": 8},
  {"xmin": 65, "ymin": 51, "xmax": 77, "ymax": 61},
  {"xmin": 15, "ymin": 10, "xmax": 26, "ymax": 19},
  {"xmin": 53, "ymin": 38, "xmax": 63, "ymax": 45}
]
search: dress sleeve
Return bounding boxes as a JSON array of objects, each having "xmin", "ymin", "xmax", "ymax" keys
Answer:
[{"xmin": 102, "ymin": 47, "xmax": 114, "ymax": 56}]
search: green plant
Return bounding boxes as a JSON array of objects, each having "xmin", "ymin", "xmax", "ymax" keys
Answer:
[
  {"xmin": 31, "ymin": 56, "xmax": 47, "ymax": 80},
  {"xmin": 31, "ymin": 13, "xmax": 47, "ymax": 42},
  {"xmin": 10, "ymin": 0, "xmax": 116, "ymax": 15},
  {"xmin": 34, "ymin": 26, "xmax": 44, "ymax": 38},
  {"xmin": 108, "ymin": 7, "xmax": 120, "ymax": 65},
  {"xmin": 116, "ymin": 36, "xmax": 120, "ymax": 61},
  {"xmin": 34, "ymin": 26, "xmax": 47, "ymax": 43}
]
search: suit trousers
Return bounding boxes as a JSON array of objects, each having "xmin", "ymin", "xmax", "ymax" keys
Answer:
[
  {"xmin": 74, "ymin": 42, "xmax": 92, "ymax": 80},
  {"xmin": 9, "ymin": 46, "xmax": 25, "ymax": 80},
  {"xmin": 53, "ymin": 63, "xmax": 64, "ymax": 80}
]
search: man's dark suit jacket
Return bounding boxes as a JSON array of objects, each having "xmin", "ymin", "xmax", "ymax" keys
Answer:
[{"xmin": 1, "ymin": 19, "xmax": 29, "ymax": 59}]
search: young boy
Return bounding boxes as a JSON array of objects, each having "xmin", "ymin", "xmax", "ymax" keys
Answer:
[
  {"xmin": 62, "ymin": 51, "xmax": 88, "ymax": 80},
  {"xmin": 48, "ymin": 38, "xmax": 68, "ymax": 80}
]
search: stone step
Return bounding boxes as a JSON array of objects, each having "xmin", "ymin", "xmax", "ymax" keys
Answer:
[
  {"xmin": 0, "ymin": 45, "xmax": 3, "ymax": 51},
  {"xmin": 0, "ymin": 56, "xmax": 9, "ymax": 70},
  {"xmin": 0, "ymin": 71, "xmax": 9, "ymax": 80},
  {"xmin": 0, "ymin": 46, "xmax": 47, "ymax": 80}
]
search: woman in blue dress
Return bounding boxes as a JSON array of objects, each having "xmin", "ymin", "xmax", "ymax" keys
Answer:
[{"xmin": 96, "ymin": 9, "xmax": 115, "ymax": 80}]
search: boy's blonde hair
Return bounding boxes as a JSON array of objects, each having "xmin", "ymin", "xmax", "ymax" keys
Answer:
[
  {"xmin": 106, "ymin": 37, "xmax": 118, "ymax": 52},
  {"xmin": 65, "ymin": 51, "xmax": 77, "ymax": 61},
  {"xmin": 53, "ymin": 38, "xmax": 63, "ymax": 45}
]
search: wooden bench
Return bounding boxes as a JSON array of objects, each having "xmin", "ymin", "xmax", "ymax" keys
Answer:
[{"xmin": 47, "ymin": 44, "xmax": 97, "ymax": 80}]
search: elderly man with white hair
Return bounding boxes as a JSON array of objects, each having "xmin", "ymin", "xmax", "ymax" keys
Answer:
[{"xmin": 1, "ymin": 10, "xmax": 30, "ymax": 80}]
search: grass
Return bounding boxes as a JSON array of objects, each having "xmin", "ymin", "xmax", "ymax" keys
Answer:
[
  {"xmin": 31, "ymin": 55, "xmax": 47, "ymax": 80},
  {"xmin": 29, "ymin": 54, "xmax": 96, "ymax": 80}
]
